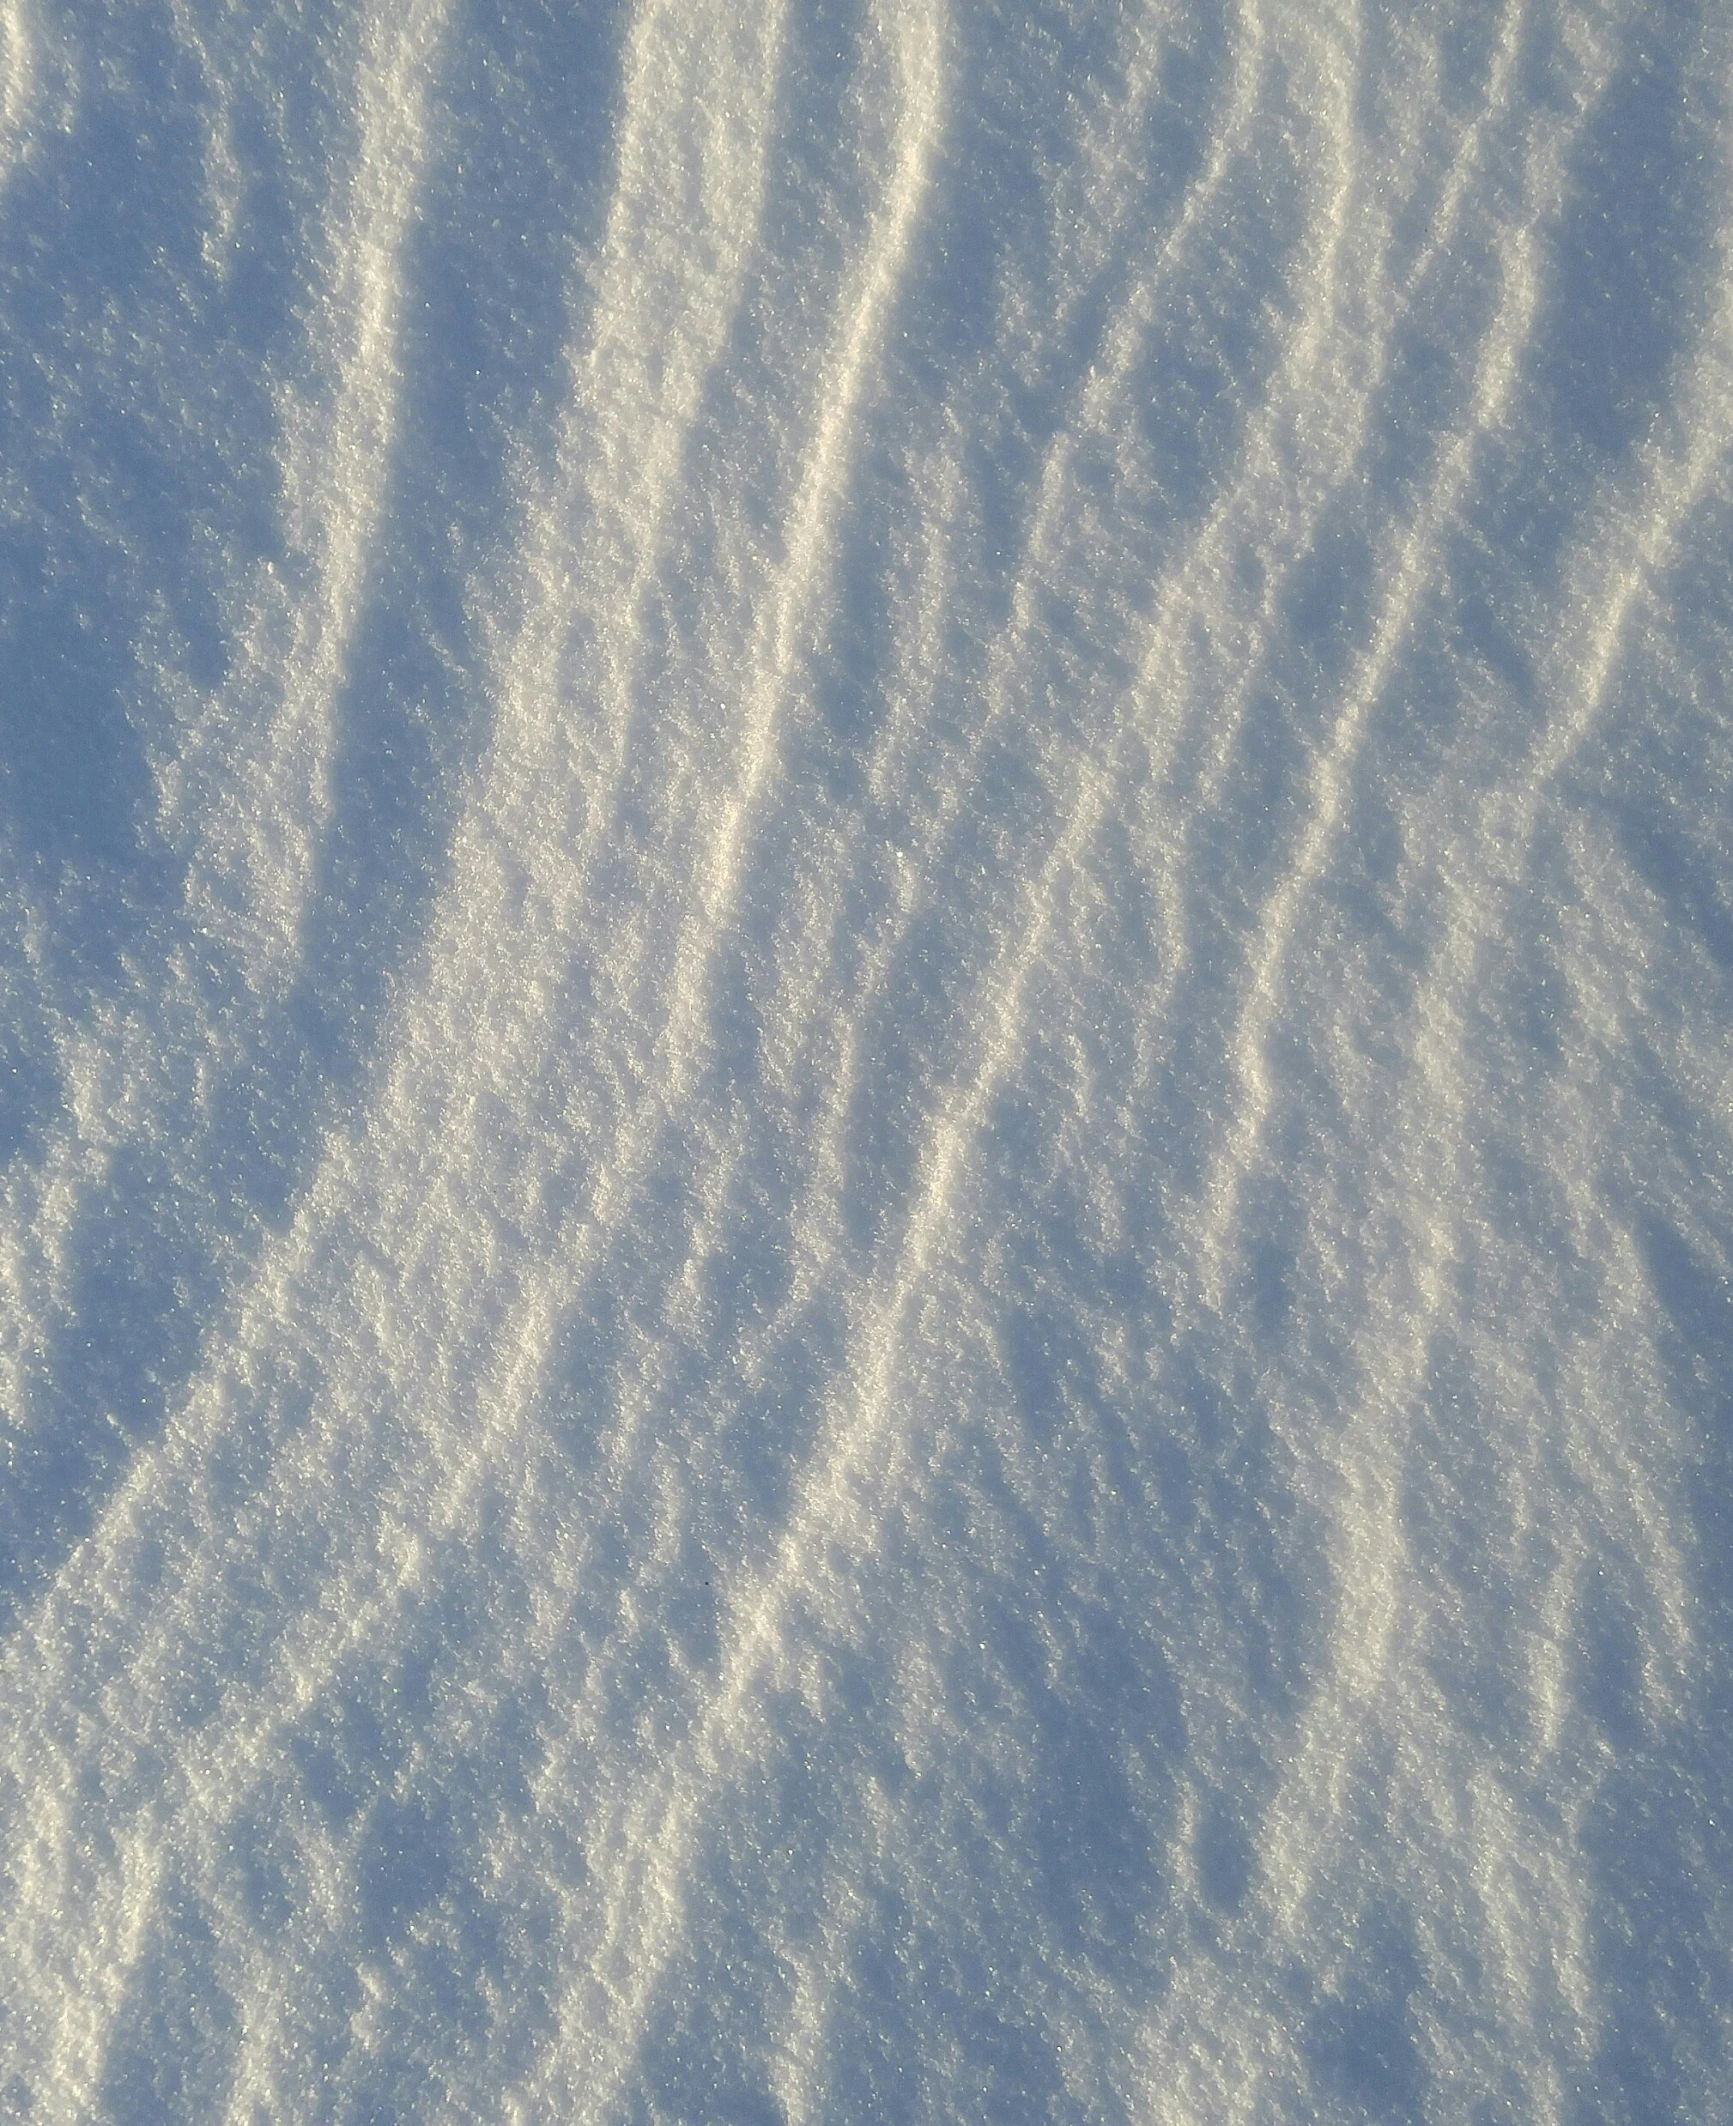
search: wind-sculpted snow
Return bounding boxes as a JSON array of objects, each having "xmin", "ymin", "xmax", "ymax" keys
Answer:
[{"xmin": 1, "ymin": 0, "xmax": 1730, "ymax": 2117}]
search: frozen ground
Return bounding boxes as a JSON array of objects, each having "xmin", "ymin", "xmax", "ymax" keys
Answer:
[{"xmin": 0, "ymin": 0, "xmax": 1730, "ymax": 2117}]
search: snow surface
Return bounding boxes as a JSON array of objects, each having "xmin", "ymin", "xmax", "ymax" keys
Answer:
[{"xmin": 1, "ymin": 0, "xmax": 1730, "ymax": 2117}]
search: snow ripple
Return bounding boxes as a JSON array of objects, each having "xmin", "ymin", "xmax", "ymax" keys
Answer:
[{"xmin": 0, "ymin": 0, "xmax": 1729, "ymax": 2118}]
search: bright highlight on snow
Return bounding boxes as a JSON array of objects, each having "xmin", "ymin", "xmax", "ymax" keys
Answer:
[{"xmin": 0, "ymin": 0, "xmax": 1729, "ymax": 2117}]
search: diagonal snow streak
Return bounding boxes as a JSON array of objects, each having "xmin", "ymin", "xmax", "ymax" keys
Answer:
[
  {"xmin": 1, "ymin": 0, "xmax": 1730, "ymax": 2117},
  {"xmin": 0, "ymin": 0, "xmax": 34, "ymax": 189},
  {"xmin": 0, "ymin": 0, "xmax": 450, "ymax": 1574},
  {"xmin": 1, "ymin": 0, "xmax": 793, "ymax": 2097},
  {"xmin": 165, "ymin": 0, "xmax": 452, "ymax": 988}
]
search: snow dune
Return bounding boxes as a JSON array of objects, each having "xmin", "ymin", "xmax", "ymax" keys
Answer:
[{"xmin": 0, "ymin": 0, "xmax": 1729, "ymax": 2118}]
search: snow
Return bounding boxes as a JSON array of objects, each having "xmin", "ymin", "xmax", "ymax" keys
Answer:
[{"xmin": 0, "ymin": 0, "xmax": 1730, "ymax": 2117}]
